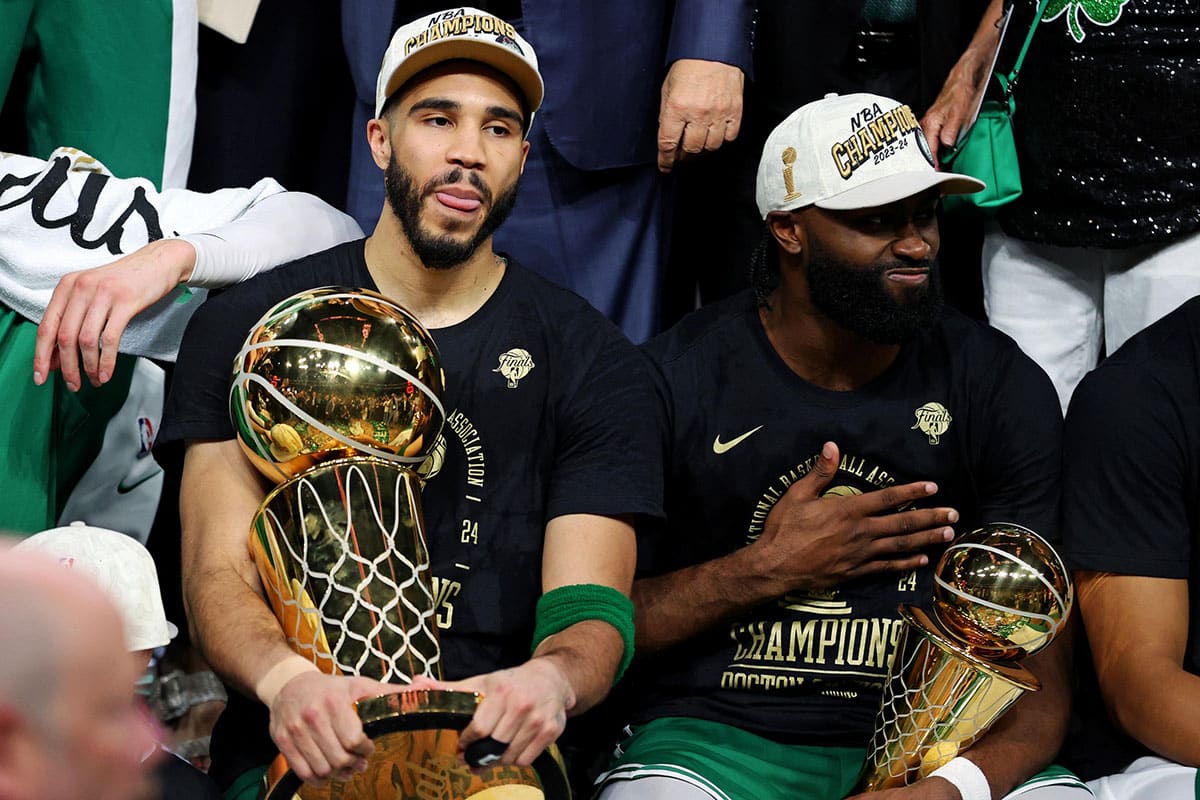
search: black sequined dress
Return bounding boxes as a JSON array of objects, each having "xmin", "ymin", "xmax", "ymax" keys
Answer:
[{"xmin": 1000, "ymin": 0, "xmax": 1200, "ymax": 248}]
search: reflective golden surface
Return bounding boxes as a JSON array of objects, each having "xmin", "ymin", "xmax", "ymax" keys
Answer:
[
  {"xmin": 236, "ymin": 289, "xmax": 570, "ymax": 798},
  {"xmin": 860, "ymin": 606, "xmax": 1039, "ymax": 791},
  {"xmin": 933, "ymin": 523, "xmax": 1073, "ymax": 658},
  {"xmin": 231, "ymin": 287, "xmax": 446, "ymax": 484},
  {"xmin": 355, "ymin": 690, "xmax": 481, "ymax": 723},
  {"xmin": 249, "ymin": 458, "xmax": 440, "ymax": 683},
  {"xmin": 861, "ymin": 524, "xmax": 1073, "ymax": 791},
  {"xmin": 263, "ymin": 692, "xmax": 570, "ymax": 800}
]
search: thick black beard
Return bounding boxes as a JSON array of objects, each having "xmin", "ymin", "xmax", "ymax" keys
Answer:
[
  {"xmin": 384, "ymin": 157, "xmax": 519, "ymax": 270},
  {"xmin": 805, "ymin": 240, "xmax": 943, "ymax": 345}
]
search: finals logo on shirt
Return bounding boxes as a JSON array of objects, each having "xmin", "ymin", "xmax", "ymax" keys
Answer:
[
  {"xmin": 493, "ymin": 348, "xmax": 534, "ymax": 388},
  {"xmin": 911, "ymin": 402, "xmax": 952, "ymax": 445}
]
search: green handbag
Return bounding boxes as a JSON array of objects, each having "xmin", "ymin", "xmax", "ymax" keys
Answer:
[{"xmin": 941, "ymin": 0, "xmax": 1049, "ymax": 214}]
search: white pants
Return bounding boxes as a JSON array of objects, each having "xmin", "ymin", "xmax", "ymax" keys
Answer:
[
  {"xmin": 982, "ymin": 224, "xmax": 1200, "ymax": 414},
  {"xmin": 596, "ymin": 770, "xmax": 1096, "ymax": 800},
  {"xmin": 1088, "ymin": 757, "xmax": 1197, "ymax": 800},
  {"xmin": 598, "ymin": 777, "xmax": 721, "ymax": 800}
]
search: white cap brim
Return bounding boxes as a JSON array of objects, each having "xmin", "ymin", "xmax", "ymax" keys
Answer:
[{"xmin": 815, "ymin": 170, "xmax": 986, "ymax": 211}]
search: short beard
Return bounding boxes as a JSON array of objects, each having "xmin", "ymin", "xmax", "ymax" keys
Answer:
[
  {"xmin": 384, "ymin": 156, "xmax": 519, "ymax": 270},
  {"xmin": 805, "ymin": 240, "xmax": 943, "ymax": 344}
]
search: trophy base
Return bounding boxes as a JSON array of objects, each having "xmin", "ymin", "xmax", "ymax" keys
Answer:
[{"xmin": 263, "ymin": 690, "xmax": 570, "ymax": 800}]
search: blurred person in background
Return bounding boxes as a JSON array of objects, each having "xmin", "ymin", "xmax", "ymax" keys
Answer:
[
  {"xmin": 0, "ymin": 542, "xmax": 161, "ymax": 800},
  {"xmin": 16, "ymin": 522, "xmax": 224, "ymax": 799}
]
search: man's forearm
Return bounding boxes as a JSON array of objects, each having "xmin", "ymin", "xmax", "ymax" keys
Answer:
[
  {"xmin": 184, "ymin": 191, "xmax": 361, "ymax": 289},
  {"xmin": 1078, "ymin": 574, "xmax": 1199, "ymax": 765},
  {"xmin": 634, "ymin": 544, "xmax": 783, "ymax": 653},
  {"xmin": 537, "ymin": 514, "xmax": 637, "ymax": 710},
  {"xmin": 636, "ymin": 459, "xmax": 957, "ymax": 654},
  {"xmin": 532, "ymin": 619, "xmax": 625, "ymax": 716},
  {"xmin": 185, "ymin": 560, "xmax": 312, "ymax": 701},
  {"xmin": 181, "ymin": 440, "xmax": 314, "ymax": 702},
  {"xmin": 1106, "ymin": 662, "xmax": 1200, "ymax": 765}
]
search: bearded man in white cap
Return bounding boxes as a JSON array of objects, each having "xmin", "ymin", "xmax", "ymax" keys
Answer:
[{"xmin": 595, "ymin": 93, "xmax": 1078, "ymax": 800}]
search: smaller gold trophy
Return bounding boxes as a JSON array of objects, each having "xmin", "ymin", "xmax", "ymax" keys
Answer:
[
  {"xmin": 230, "ymin": 287, "xmax": 569, "ymax": 799},
  {"xmin": 859, "ymin": 523, "xmax": 1073, "ymax": 791}
]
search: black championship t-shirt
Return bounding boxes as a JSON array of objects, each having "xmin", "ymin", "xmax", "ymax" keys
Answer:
[
  {"xmin": 1059, "ymin": 296, "xmax": 1200, "ymax": 775},
  {"xmin": 627, "ymin": 291, "xmax": 1062, "ymax": 745},
  {"xmin": 158, "ymin": 239, "xmax": 663, "ymax": 788}
]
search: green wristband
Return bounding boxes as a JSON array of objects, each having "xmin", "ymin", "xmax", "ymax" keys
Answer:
[{"xmin": 532, "ymin": 583, "xmax": 636, "ymax": 684}]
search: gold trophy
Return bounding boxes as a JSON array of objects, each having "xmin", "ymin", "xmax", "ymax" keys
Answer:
[
  {"xmin": 230, "ymin": 287, "xmax": 570, "ymax": 799},
  {"xmin": 859, "ymin": 523, "xmax": 1073, "ymax": 791}
]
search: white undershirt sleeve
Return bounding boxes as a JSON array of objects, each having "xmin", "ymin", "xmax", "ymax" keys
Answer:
[{"xmin": 181, "ymin": 191, "xmax": 362, "ymax": 288}]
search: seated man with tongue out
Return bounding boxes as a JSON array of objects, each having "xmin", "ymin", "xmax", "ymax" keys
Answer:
[{"xmin": 155, "ymin": 7, "xmax": 662, "ymax": 796}]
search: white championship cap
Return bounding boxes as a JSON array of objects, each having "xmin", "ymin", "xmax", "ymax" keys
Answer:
[
  {"xmin": 15, "ymin": 521, "xmax": 178, "ymax": 652},
  {"xmin": 755, "ymin": 92, "xmax": 984, "ymax": 218},
  {"xmin": 375, "ymin": 6, "xmax": 543, "ymax": 121}
]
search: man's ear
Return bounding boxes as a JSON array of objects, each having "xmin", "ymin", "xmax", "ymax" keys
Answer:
[
  {"xmin": 519, "ymin": 138, "xmax": 530, "ymax": 174},
  {"xmin": 367, "ymin": 117, "xmax": 392, "ymax": 170},
  {"xmin": 767, "ymin": 211, "xmax": 805, "ymax": 257}
]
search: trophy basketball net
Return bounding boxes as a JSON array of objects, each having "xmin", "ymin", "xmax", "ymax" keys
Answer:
[
  {"xmin": 859, "ymin": 523, "xmax": 1073, "ymax": 791},
  {"xmin": 230, "ymin": 287, "xmax": 569, "ymax": 800}
]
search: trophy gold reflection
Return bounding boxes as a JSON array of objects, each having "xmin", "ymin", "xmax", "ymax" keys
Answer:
[
  {"xmin": 229, "ymin": 287, "xmax": 570, "ymax": 800},
  {"xmin": 859, "ymin": 523, "xmax": 1073, "ymax": 791}
]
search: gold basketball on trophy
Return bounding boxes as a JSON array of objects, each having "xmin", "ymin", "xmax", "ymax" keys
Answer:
[
  {"xmin": 230, "ymin": 287, "xmax": 446, "ymax": 484},
  {"xmin": 933, "ymin": 523, "xmax": 1073, "ymax": 658}
]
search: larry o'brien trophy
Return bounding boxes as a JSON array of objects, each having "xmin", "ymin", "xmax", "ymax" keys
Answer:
[
  {"xmin": 859, "ymin": 523, "xmax": 1073, "ymax": 791},
  {"xmin": 229, "ymin": 287, "xmax": 570, "ymax": 800}
]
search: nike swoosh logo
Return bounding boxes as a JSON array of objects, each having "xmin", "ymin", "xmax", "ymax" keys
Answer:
[
  {"xmin": 116, "ymin": 470, "xmax": 162, "ymax": 494},
  {"xmin": 712, "ymin": 425, "xmax": 764, "ymax": 454}
]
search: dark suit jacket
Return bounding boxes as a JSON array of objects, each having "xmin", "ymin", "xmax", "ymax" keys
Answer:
[
  {"xmin": 521, "ymin": 0, "xmax": 755, "ymax": 170},
  {"xmin": 340, "ymin": 1, "xmax": 753, "ymax": 228},
  {"xmin": 344, "ymin": 2, "xmax": 755, "ymax": 171}
]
